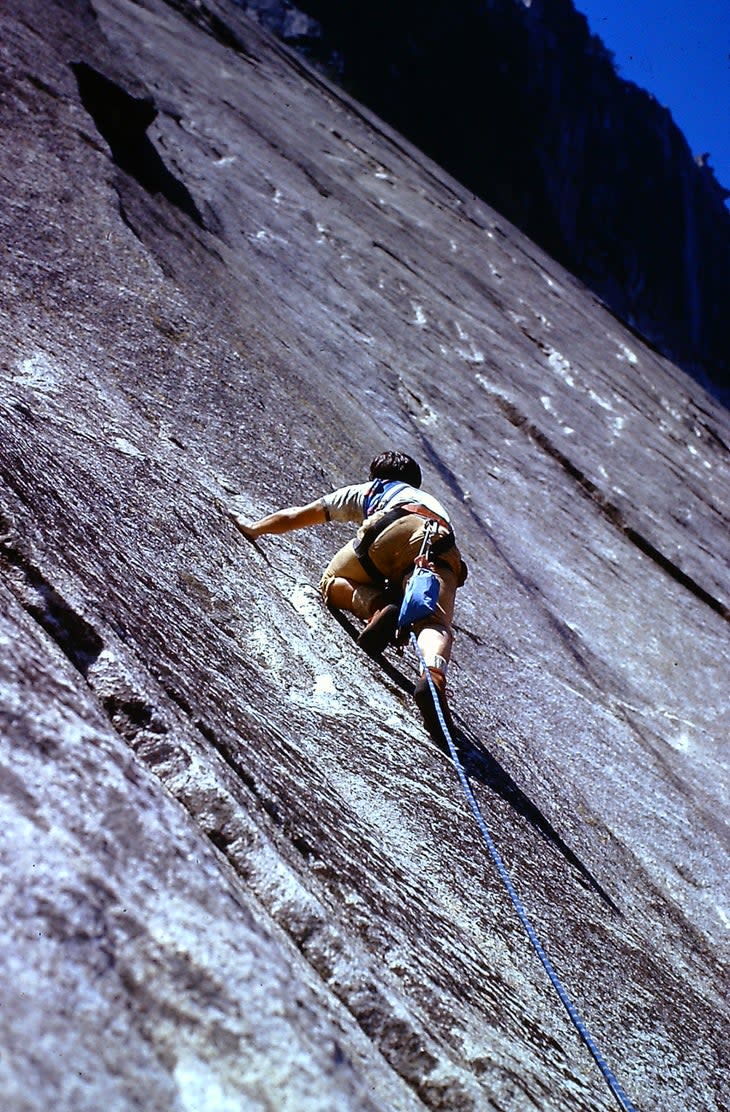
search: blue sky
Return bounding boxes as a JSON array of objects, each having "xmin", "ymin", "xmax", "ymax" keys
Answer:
[{"xmin": 574, "ymin": 0, "xmax": 730, "ymax": 200}]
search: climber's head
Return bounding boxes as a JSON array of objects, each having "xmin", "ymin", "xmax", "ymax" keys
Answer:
[{"xmin": 369, "ymin": 451, "xmax": 422, "ymax": 488}]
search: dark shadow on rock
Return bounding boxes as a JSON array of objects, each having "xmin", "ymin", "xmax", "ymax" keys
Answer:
[
  {"xmin": 329, "ymin": 607, "xmax": 619, "ymax": 913},
  {"xmin": 450, "ymin": 722, "xmax": 621, "ymax": 914},
  {"xmin": 327, "ymin": 606, "xmax": 415, "ymax": 694},
  {"xmin": 71, "ymin": 62, "xmax": 204, "ymax": 228}
]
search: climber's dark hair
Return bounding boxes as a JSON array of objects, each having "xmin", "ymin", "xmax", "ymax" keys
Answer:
[{"xmin": 369, "ymin": 451, "xmax": 422, "ymax": 488}]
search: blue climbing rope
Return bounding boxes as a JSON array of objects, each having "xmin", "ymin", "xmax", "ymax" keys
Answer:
[{"xmin": 411, "ymin": 633, "xmax": 638, "ymax": 1112}]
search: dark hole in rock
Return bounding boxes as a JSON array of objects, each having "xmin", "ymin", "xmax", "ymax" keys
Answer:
[{"xmin": 71, "ymin": 61, "xmax": 203, "ymax": 227}]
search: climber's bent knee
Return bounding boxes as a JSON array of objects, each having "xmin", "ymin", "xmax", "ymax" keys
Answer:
[
  {"xmin": 320, "ymin": 573, "xmax": 383, "ymax": 620},
  {"xmin": 319, "ymin": 571, "xmax": 336, "ymax": 606}
]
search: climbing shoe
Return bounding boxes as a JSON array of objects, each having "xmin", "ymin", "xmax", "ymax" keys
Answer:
[
  {"xmin": 357, "ymin": 603, "xmax": 399, "ymax": 657},
  {"xmin": 414, "ymin": 668, "xmax": 453, "ymax": 750}
]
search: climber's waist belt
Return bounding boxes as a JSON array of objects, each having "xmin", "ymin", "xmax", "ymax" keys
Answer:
[
  {"xmin": 397, "ymin": 503, "xmax": 451, "ymax": 531},
  {"xmin": 353, "ymin": 506, "xmax": 455, "ymax": 585}
]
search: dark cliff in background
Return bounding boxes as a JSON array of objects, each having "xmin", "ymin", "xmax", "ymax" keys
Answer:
[{"xmin": 241, "ymin": 0, "xmax": 730, "ymax": 402}]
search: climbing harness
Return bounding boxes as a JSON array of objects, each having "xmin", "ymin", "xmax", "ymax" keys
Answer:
[
  {"xmin": 353, "ymin": 505, "xmax": 410, "ymax": 585},
  {"xmin": 410, "ymin": 633, "xmax": 638, "ymax": 1112},
  {"xmin": 354, "ymin": 480, "xmax": 456, "ymax": 586}
]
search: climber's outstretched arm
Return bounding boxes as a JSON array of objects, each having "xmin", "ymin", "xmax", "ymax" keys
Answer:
[{"xmin": 230, "ymin": 500, "xmax": 326, "ymax": 540}]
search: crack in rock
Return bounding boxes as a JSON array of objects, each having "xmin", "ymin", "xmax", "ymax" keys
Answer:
[
  {"xmin": 0, "ymin": 543, "xmax": 104, "ymax": 677},
  {"xmin": 489, "ymin": 393, "xmax": 730, "ymax": 622}
]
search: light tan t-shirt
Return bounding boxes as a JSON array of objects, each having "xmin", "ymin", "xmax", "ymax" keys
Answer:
[{"xmin": 321, "ymin": 480, "xmax": 450, "ymax": 525}]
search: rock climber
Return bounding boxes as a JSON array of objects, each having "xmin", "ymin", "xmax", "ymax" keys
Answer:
[{"xmin": 230, "ymin": 451, "xmax": 467, "ymax": 742}]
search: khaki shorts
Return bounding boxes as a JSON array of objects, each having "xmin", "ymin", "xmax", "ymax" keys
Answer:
[{"xmin": 319, "ymin": 513, "xmax": 464, "ymax": 639}]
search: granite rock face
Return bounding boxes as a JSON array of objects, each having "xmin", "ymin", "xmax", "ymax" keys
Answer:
[
  {"xmin": 1, "ymin": 2, "xmax": 729, "ymax": 1110},
  {"xmin": 241, "ymin": 0, "xmax": 730, "ymax": 402}
]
